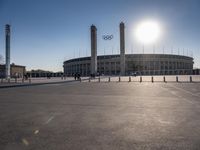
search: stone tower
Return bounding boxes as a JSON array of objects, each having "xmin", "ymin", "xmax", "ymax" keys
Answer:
[
  {"xmin": 91, "ymin": 25, "xmax": 97, "ymax": 75},
  {"xmin": 5, "ymin": 24, "xmax": 11, "ymax": 79},
  {"xmin": 120, "ymin": 22, "xmax": 125, "ymax": 76}
]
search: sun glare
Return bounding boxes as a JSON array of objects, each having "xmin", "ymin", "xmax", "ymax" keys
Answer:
[{"xmin": 135, "ymin": 20, "xmax": 161, "ymax": 44}]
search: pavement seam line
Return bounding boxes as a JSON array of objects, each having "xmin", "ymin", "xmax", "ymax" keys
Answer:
[
  {"xmin": 167, "ymin": 84, "xmax": 200, "ymax": 98},
  {"xmin": 160, "ymin": 85, "xmax": 195, "ymax": 105}
]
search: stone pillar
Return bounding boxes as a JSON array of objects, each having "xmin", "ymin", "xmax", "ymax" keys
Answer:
[
  {"xmin": 91, "ymin": 25, "xmax": 97, "ymax": 75},
  {"xmin": 5, "ymin": 24, "xmax": 11, "ymax": 79},
  {"xmin": 120, "ymin": 22, "xmax": 125, "ymax": 76}
]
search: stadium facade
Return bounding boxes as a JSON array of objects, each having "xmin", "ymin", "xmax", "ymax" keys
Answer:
[
  {"xmin": 63, "ymin": 23, "xmax": 194, "ymax": 76},
  {"xmin": 63, "ymin": 54, "xmax": 193, "ymax": 76}
]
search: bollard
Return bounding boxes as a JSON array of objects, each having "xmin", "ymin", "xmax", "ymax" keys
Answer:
[
  {"xmin": 140, "ymin": 76, "xmax": 142, "ymax": 82},
  {"xmin": 129, "ymin": 76, "xmax": 131, "ymax": 82},
  {"xmin": 8, "ymin": 79, "xmax": 10, "ymax": 83},
  {"xmin": 15, "ymin": 78, "xmax": 17, "ymax": 83},
  {"xmin": 89, "ymin": 78, "xmax": 91, "ymax": 82},
  {"xmin": 163, "ymin": 76, "xmax": 166, "ymax": 82},
  {"xmin": 80, "ymin": 78, "xmax": 82, "ymax": 82},
  {"xmin": 151, "ymin": 76, "xmax": 154, "ymax": 83},
  {"xmin": 29, "ymin": 78, "xmax": 31, "ymax": 83},
  {"xmin": 108, "ymin": 77, "xmax": 111, "ymax": 82},
  {"xmin": 98, "ymin": 77, "xmax": 100, "ymax": 82},
  {"xmin": 119, "ymin": 76, "xmax": 121, "ymax": 82},
  {"xmin": 22, "ymin": 78, "xmax": 24, "ymax": 83},
  {"xmin": 176, "ymin": 76, "xmax": 178, "ymax": 82},
  {"xmin": 190, "ymin": 76, "xmax": 192, "ymax": 82}
]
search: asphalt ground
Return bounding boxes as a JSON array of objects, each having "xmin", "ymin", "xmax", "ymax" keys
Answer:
[{"xmin": 0, "ymin": 82, "xmax": 200, "ymax": 150}]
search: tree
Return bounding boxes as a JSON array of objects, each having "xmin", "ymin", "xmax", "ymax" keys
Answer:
[{"xmin": 0, "ymin": 55, "xmax": 5, "ymax": 64}]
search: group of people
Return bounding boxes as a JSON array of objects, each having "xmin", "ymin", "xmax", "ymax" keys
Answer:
[
  {"xmin": 73, "ymin": 73, "xmax": 98, "ymax": 80},
  {"xmin": 90, "ymin": 73, "xmax": 96, "ymax": 78},
  {"xmin": 74, "ymin": 73, "xmax": 81, "ymax": 80}
]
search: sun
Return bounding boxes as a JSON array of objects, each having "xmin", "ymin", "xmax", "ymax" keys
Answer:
[{"xmin": 135, "ymin": 20, "xmax": 161, "ymax": 44}]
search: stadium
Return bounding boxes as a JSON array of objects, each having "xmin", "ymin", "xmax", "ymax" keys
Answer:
[
  {"xmin": 63, "ymin": 54, "xmax": 193, "ymax": 76},
  {"xmin": 63, "ymin": 23, "xmax": 194, "ymax": 76}
]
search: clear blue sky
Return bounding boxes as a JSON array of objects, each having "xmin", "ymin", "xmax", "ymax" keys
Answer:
[{"xmin": 0, "ymin": 0, "xmax": 200, "ymax": 71}]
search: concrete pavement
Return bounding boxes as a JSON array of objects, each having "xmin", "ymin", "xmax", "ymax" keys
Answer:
[
  {"xmin": 0, "ymin": 82, "xmax": 200, "ymax": 150},
  {"xmin": 0, "ymin": 77, "xmax": 88, "ymax": 88}
]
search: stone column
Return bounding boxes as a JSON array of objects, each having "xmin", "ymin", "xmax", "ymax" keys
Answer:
[
  {"xmin": 5, "ymin": 24, "xmax": 11, "ymax": 79},
  {"xmin": 91, "ymin": 25, "xmax": 97, "ymax": 75},
  {"xmin": 120, "ymin": 22, "xmax": 125, "ymax": 76}
]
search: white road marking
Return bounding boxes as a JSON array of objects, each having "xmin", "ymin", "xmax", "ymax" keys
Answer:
[
  {"xmin": 45, "ymin": 116, "xmax": 55, "ymax": 124},
  {"xmin": 158, "ymin": 119, "xmax": 172, "ymax": 125},
  {"xmin": 168, "ymin": 84, "xmax": 200, "ymax": 98},
  {"xmin": 160, "ymin": 86, "xmax": 194, "ymax": 105},
  {"xmin": 34, "ymin": 130, "xmax": 39, "ymax": 134},
  {"xmin": 22, "ymin": 138, "xmax": 29, "ymax": 146}
]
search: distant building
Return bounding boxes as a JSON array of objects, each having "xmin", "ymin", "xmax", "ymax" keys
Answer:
[
  {"xmin": 26, "ymin": 70, "xmax": 63, "ymax": 78},
  {"xmin": 63, "ymin": 54, "xmax": 194, "ymax": 76},
  {"xmin": 0, "ymin": 63, "xmax": 26, "ymax": 78}
]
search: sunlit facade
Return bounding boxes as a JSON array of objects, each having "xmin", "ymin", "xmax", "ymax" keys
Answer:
[{"xmin": 63, "ymin": 54, "xmax": 193, "ymax": 76}]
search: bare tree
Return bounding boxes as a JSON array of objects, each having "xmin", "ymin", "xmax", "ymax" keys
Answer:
[{"xmin": 0, "ymin": 55, "xmax": 5, "ymax": 64}]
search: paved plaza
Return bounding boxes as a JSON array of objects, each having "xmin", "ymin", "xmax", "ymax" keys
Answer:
[{"xmin": 0, "ymin": 80, "xmax": 200, "ymax": 150}]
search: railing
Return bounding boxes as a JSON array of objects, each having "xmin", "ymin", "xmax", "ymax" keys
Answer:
[{"xmin": 85, "ymin": 75, "xmax": 200, "ymax": 83}]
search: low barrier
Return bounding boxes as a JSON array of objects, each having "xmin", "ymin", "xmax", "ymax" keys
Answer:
[
  {"xmin": 129, "ymin": 76, "xmax": 131, "ymax": 82},
  {"xmin": 83, "ymin": 75, "xmax": 200, "ymax": 83},
  {"xmin": 0, "ymin": 77, "xmax": 76, "ymax": 85},
  {"xmin": 140, "ymin": 76, "xmax": 142, "ymax": 83},
  {"xmin": 0, "ymin": 76, "xmax": 200, "ymax": 85}
]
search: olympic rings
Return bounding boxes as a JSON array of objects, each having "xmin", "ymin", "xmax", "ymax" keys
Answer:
[{"xmin": 102, "ymin": 35, "xmax": 113, "ymax": 40}]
